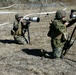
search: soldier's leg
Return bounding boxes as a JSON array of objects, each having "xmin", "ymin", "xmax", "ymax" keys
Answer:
[
  {"xmin": 52, "ymin": 47, "xmax": 63, "ymax": 58},
  {"xmin": 51, "ymin": 39, "xmax": 63, "ymax": 58},
  {"xmin": 14, "ymin": 36, "xmax": 28, "ymax": 44}
]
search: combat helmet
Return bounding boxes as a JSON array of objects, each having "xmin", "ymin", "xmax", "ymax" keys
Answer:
[
  {"xmin": 15, "ymin": 14, "xmax": 23, "ymax": 19},
  {"xmin": 55, "ymin": 10, "xmax": 66, "ymax": 19}
]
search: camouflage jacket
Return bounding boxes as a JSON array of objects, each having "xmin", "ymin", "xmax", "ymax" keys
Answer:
[
  {"xmin": 12, "ymin": 20, "xmax": 28, "ymax": 37},
  {"xmin": 48, "ymin": 19, "xmax": 67, "ymax": 40},
  {"xmin": 47, "ymin": 19, "xmax": 67, "ymax": 48}
]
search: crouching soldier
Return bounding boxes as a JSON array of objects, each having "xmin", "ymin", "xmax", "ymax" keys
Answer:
[
  {"xmin": 47, "ymin": 10, "xmax": 76, "ymax": 58},
  {"xmin": 11, "ymin": 14, "xmax": 30, "ymax": 45}
]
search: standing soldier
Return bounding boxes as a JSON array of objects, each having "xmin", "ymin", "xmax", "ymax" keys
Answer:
[
  {"xmin": 11, "ymin": 14, "xmax": 30, "ymax": 45},
  {"xmin": 47, "ymin": 10, "xmax": 76, "ymax": 58}
]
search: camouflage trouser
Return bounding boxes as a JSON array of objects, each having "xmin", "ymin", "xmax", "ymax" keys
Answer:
[
  {"xmin": 51, "ymin": 39, "xmax": 65, "ymax": 58},
  {"xmin": 52, "ymin": 47, "xmax": 63, "ymax": 58},
  {"xmin": 14, "ymin": 35, "xmax": 28, "ymax": 45},
  {"xmin": 51, "ymin": 38, "xmax": 75, "ymax": 58}
]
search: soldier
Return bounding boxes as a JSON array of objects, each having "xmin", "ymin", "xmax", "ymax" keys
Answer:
[
  {"xmin": 11, "ymin": 14, "xmax": 30, "ymax": 45},
  {"xmin": 47, "ymin": 10, "xmax": 76, "ymax": 58}
]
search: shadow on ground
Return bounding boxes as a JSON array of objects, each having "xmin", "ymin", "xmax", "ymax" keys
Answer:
[
  {"xmin": 0, "ymin": 39, "xmax": 15, "ymax": 44},
  {"xmin": 22, "ymin": 48, "xmax": 53, "ymax": 59}
]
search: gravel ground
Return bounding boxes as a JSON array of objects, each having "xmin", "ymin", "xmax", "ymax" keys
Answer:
[{"xmin": 0, "ymin": 5, "xmax": 76, "ymax": 75}]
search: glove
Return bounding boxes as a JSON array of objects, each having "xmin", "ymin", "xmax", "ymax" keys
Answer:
[
  {"xmin": 61, "ymin": 33, "xmax": 68, "ymax": 42},
  {"xmin": 63, "ymin": 33, "xmax": 68, "ymax": 40}
]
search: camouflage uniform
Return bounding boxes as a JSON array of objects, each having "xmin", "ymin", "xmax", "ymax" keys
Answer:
[
  {"xmin": 50, "ymin": 20, "xmax": 67, "ymax": 58},
  {"xmin": 11, "ymin": 14, "xmax": 29, "ymax": 45},
  {"xmin": 48, "ymin": 10, "xmax": 67, "ymax": 58},
  {"xmin": 47, "ymin": 10, "xmax": 76, "ymax": 58}
]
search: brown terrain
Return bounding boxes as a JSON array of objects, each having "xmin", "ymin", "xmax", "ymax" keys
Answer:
[{"xmin": 0, "ymin": 3, "xmax": 76, "ymax": 75}]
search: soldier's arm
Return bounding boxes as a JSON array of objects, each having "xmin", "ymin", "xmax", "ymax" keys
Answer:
[
  {"xmin": 13, "ymin": 22, "xmax": 18, "ymax": 31},
  {"xmin": 64, "ymin": 19, "xmax": 76, "ymax": 27}
]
